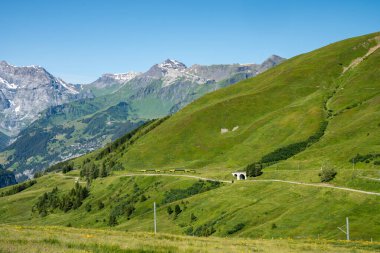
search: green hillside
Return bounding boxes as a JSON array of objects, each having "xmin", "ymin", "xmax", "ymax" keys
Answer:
[
  {"xmin": 0, "ymin": 32, "xmax": 379, "ymax": 250},
  {"xmin": 107, "ymin": 32, "xmax": 380, "ymax": 174}
]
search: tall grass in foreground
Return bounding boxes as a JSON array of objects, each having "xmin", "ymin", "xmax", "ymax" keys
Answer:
[{"xmin": 0, "ymin": 225, "xmax": 379, "ymax": 253}]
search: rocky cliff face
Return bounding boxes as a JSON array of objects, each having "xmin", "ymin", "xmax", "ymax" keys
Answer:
[{"xmin": 0, "ymin": 61, "xmax": 89, "ymax": 136}]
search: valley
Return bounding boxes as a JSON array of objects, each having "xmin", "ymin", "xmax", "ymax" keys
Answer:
[{"xmin": 0, "ymin": 57, "xmax": 284, "ymax": 183}]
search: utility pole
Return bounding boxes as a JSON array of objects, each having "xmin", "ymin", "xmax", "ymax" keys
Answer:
[
  {"xmin": 337, "ymin": 217, "xmax": 350, "ymax": 241},
  {"xmin": 153, "ymin": 202, "xmax": 157, "ymax": 234}
]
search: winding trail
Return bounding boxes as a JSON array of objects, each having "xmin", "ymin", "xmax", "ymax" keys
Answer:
[
  {"xmin": 58, "ymin": 172, "xmax": 380, "ymax": 196},
  {"xmin": 118, "ymin": 173, "xmax": 380, "ymax": 196}
]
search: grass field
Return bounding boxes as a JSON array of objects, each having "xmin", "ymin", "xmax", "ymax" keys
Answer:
[
  {"xmin": 1, "ymin": 225, "xmax": 379, "ymax": 253},
  {"xmin": 1, "ymin": 172, "xmax": 379, "ymax": 242}
]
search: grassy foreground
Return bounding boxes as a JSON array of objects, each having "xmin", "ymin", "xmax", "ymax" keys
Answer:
[{"xmin": 0, "ymin": 225, "xmax": 379, "ymax": 253}]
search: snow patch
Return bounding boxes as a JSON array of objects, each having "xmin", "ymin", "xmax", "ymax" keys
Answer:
[
  {"xmin": 0, "ymin": 76, "xmax": 18, "ymax": 89},
  {"xmin": 57, "ymin": 78, "xmax": 79, "ymax": 94}
]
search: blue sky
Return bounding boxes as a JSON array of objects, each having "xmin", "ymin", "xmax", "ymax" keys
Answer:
[{"xmin": 1, "ymin": 0, "xmax": 379, "ymax": 83}]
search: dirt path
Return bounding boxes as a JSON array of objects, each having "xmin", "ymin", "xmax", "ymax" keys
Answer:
[
  {"xmin": 249, "ymin": 179, "xmax": 380, "ymax": 196},
  {"xmin": 359, "ymin": 176, "xmax": 380, "ymax": 182},
  {"xmin": 119, "ymin": 173, "xmax": 380, "ymax": 196},
  {"xmin": 57, "ymin": 172, "xmax": 380, "ymax": 196},
  {"xmin": 343, "ymin": 37, "xmax": 380, "ymax": 73}
]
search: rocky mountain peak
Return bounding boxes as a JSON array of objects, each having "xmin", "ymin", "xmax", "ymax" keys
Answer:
[
  {"xmin": 0, "ymin": 60, "xmax": 83, "ymax": 136},
  {"xmin": 260, "ymin": 55, "xmax": 286, "ymax": 69},
  {"xmin": 158, "ymin": 59, "xmax": 187, "ymax": 71}
]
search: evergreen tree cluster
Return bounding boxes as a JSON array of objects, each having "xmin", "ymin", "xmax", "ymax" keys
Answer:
[
  {"xmin": 80, "ymin": 159, "xmax": 109, "ymax": 181},
  {"xmin": 349, "ymin": 153, "xmax": 380, "ymax": 164},
  {"xmin": 246, "ymin": 163, "xmax": 263, "ymax": 177},
  {"xmin": 49, "ymin": 161, "xmax": 75, "ymax": 174},
  {"xmin": 0, "ymin": 180, "xmax": 36, "ymax": 197},
  {"xmin": 33, "ymin": 182, "xmax": 89, "ymax": 216}
]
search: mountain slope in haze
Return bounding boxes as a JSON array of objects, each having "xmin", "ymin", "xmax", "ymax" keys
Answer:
[
  {"xmin": 0, "ymin": 56, "xmax": 284, "ymax": 182},
  {"xmin": 88, "ymin": 32, "xmax": 380, "ymax": 173},
  {"xmin": 82, "ymin": 72, "xmax": 141, "ymax": 96},
  {"xmin": 0, "ymin": 61, "xmax": 91, "ymax": 137}
]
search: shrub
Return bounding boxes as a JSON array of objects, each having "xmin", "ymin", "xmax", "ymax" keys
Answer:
[
  {"xmin": 108, "ymin": 214, "xmax": 118, "ymax": 227},
  {"xmin": 0, "ymin": 179, "xmax": 37, "ymax": 197},
  {"xmin": 192, "ymin": 222, "xmax": 216, "ymax": 237},
  {"xmin": 190, "ymin": 213, "xmax": 197, "ymax": 222},
  {"xmin": 174, "ymin": 204, "xmax": 182, "ymax": 216},
  {"xmin": 162, "ymin": 180, "xmax": 221, "ymax": 204},
  {"xmin": 319, "ymin": 168, "xmax": 337, "ymax": 182},
  {"xmin": 85, "ymin": 203, "xmax": 92, "ymax": 212},
  {"xmin": 97, "ymin": 201, "xmax": 105, "ymax": 210},
  {"xmin": 167, "ymin": 206, "xmax": 173, "ymax": 215},
  {"xmin": 227, "ymin": 223, "xmax": 245, "ymax": 234},
  {"xmin": 140, "ymin": 194, "xmax": 147, "ymax": 202},
  {"xmin": 246, "ymin": 163, "xmax": 263, "ymax": 177}
]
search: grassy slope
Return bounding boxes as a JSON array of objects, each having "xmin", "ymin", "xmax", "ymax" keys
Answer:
[
  {"xmin": 0, "ymin": 172, "xmax": 379, "ymax": 241},
  {"xmin": 1, "ymin": 33, "xmax": 380, "ymax": 250},
  {"xmin": 111, "ymin": 32, "xmax": 380, "ymax": 174}
]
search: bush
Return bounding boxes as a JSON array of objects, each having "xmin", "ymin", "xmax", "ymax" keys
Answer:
[
  {"xmin": 226, "ymin": 223, "xmax": 245, "ymax": 234},
  {"xmin": 85, "ymin": 203, "xmax": 92, "ymax": 212},
  {"xmin": 140, "ymin": 194, "xmax": 147, "ymax": 202},
  {"xmin": 319, "ymin": 168, "xmax": 337, "ymax": 182},
  {"xmin": 192, "ymin": 222, "xmax": 216, "ymax": 237},
  {"xmin": 97, "ymin": 200, "xmax": 105, "ymax": 210},
  {"xmin": 190, "ymin": 213, "xmax": 197, "ymax": 222},
  {"xmin": 174, "ymin": 204, "xmax": 182, "ymax": 216},
  {"xmin": 167, "ymin": 206, "xmax": 173, "ymax": 215},
  {"xmin": 108, "ymin": 214, "xmax": 118, "ymax": 226},
  {"xmin": 246, "ymin": 163, "xmax": 263, "ymax": 177},
  {"xmin": 0, "ymin": 179, "xmax": 37, "ymax": 197},
  {"xmin": 162, "ymin": 180, "xmax": 221, "ymax": 204}
]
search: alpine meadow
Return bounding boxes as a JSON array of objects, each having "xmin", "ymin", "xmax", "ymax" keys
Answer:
[{"xmin": 0, "ymin": 1, "xmax": 380, "ymax": 252}]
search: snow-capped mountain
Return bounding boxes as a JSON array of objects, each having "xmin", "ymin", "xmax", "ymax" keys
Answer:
[
  {"xmin": 86, "ymin": 72, "xmax": 141, "ymax": 89},
  {"xmin": 0, "ymin": 60, "xmax": 86, "ymax": 136}
]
